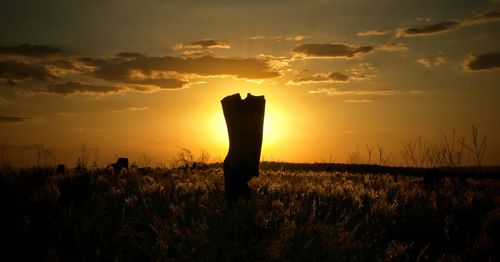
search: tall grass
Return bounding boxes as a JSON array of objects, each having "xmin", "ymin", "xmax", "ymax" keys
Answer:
[{"xmin": 1, "ymin": 166, "xmax": 498, "ymax": 261}]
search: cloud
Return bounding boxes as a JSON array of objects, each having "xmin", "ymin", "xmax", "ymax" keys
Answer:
[
  {"xmin": 465, "ymin": 11, "xmax": 500, "ymax": 24},
  {"xmin": 255, "ymin": 54, "xmax": 291, "ymax": 70},
  {"xmin": 0, "ymin": 115, "xmax": 30, "ymax": 123},
  {"xmin": 397, "ymin": 21, "xmax": 460, "ymax": 37},
  {"xmin": 292, "ymin": 43, "xmax": 374, "ymax": 59},
  {"xmin": 309, "ymin": 88, "xmax": 394, "ymax": 96},
  {"xmin": 357, "ymin": 30, "xmax": 389, "ymax": 36},
  {"xmin": 0, "ymin": 60, "xmax": 58, "ymax": 81},
  {"xmin": 0, "ymin": 44, "xmax": 62, "ymax": 57},
  {"xmin": 250, "ymin": 34, "xmax": 309, "ymax": 41},
  {"xmin": 116, "ymin": 52, "xmax": 145, "ymax": 59},
  {"xmin": 397, "ymin": 11, "xmax": 500, "ymax": 37},
  {"xmin": 175, "ymin": 40, "xmax": 230, "ymax": 49},
  {"xmin": 285, "ymin": 35, "xmax": 308, "ymax": 41},
  {"xmin": 112, "ymin": 107, "xmax": 149, "ymax": 113},
  {"xmin": 287, "ymin": 72, "xmax": 350, "ymax": 85},
  {"xmin": 1, "ymin": 43, "xmax": 281, "ymax": 96},
  {"xmin": 344, "ymin": 99, "xmax": 373, "ymax": 103},
  {"xmin": 464, "ymin": 52, "xmax": 500, "ymax": 71},
  {"xmin": 0, "ymin": 45, "xmax": 87, "ymax": 83},
  {"xmin": 345, "ymin": 63, "xmax": 378, "ymax": 80},
  {"xmin": 93, "ymin": 55, "xmax": 281, "ymax": 87},
  {"xmin": 76, "ymin": 56, "xmax": 125, "ymax": 68},
  {"xmin": 417, "ymin": 55, "xmax": 446, "ymax": 68},
  {"xmin": 379, "ymin": 42, "xmax": 409, "ymax": 52},
  {"xmin": 43, "ymin": 81, "xmax": 127, "ymax": 95},
  {"xmin": 181, "ymin": 50, "xmax": 205, "ymax": 57},
  {"xmin": 275, "ymin": 34, "xmax": 309, "ymax": 41}
]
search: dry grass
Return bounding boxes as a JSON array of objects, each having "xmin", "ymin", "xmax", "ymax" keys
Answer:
[{"xmin": 0, "ymin": 167, "xmax": 499, "ymax": 261}]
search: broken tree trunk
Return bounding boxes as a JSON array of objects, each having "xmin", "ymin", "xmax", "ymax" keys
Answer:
[{"xmin": 221, "ymin": 93, "xmax": 265, "ymax": 202}]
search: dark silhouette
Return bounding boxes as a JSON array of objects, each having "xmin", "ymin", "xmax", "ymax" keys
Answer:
[
  {"xmin": 111, "ymin": 157, "xmax": 128, "ymax": 171},
  {"xmin": 221, "ymin": 93, "xmax": 265, "ymax": 202},
  {"xmin": 56, "ymin": 164, "xmax": 65, "ymax": 174},
  {"xmin": 58, "ymin": 174, "xmax": 91, "ymax": 209}
]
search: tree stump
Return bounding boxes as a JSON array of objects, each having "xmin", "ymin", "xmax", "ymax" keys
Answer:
[{"xmin": 221, "ymin": 93, "xmax": 265, "ymax": 202}]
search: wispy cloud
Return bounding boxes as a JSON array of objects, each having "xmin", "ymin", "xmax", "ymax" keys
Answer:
[
  {"xmin": 287, "ymin": 72, "xmax": 350, "ymax": 85},
  {"xmin": 43, "ymin": 81, "xmax": 127, "ymax": 96},
  {"xmin": 397, "ymin": 11, "xmax": 500, "ymax": 37},
  {"xmin": 357, "ymin": 29, "xmax": 390, "ymax": 37},
  {"xmin": 175, "ymin": 40, "xmax": 230, "ymax": 49},
  {"xmin": 112, "ymin": 107, "xmax": 149, "ymax": 113},
  {"xmin": 180, "ymin": 50, "xmax": 205, "ymax": 57},
  {"xmin": 344, "ymin": 99, "xmax": 373, "ymax": 103},
  {"xmin": 250, "ymin": 34, "xmax": 308, "ymax": 41},
  {"xmin": 292, "ymin": 43, "xmax": 374, "ymax": 59},
  {"xmin": 0, "ymin": 115, "xmax": 30, "ymax": 123},
  {"xmin": 308, "ymin": 88, "xmax": 395, "ymax": 96},
  {"xmin": 378, "ymin": 42, "xmax": 409, "ymax": 52},
  {"xmin": 0, "ymin": 44, "xmax": 62, "ymax": 57},
  {"xmin": 417, "ymin": 55, "xmax": 446, "ymax": 68},
  {"xmin": 346, "ymin": 63, "xmax": 378, "ymax": 80},
  {"xmin": 464, "ymin": 52, "xmax": 500, "ymax": 71}
]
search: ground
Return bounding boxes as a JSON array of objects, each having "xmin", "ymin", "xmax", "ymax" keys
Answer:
[{"xmin": 0, "ymin": 167, "xmax": 499, "ymax": 261}]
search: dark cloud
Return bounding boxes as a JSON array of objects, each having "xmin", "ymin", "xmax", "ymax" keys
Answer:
[
  {"xmin": 292, "ymin": 44, "xmax": 374, "ymax": 58},
  {"xmin": 175, "ymin": 40, "xmax": 230, "ymax": 49},
  {"xmin": 76, "ymin": 56, "xmax": 125, "ymax": 68},
  {"xmin": 464, "ymin": 52, "xmax": 500, "ymax": 71},
  {"xmin": 1, "ymin": 44, "xmax": 280, "ymax": 94},
  {"xmin": 0, "ymin": 45, "xmax": 84, "ymax": 83},
  {"xmin": 326, "ymin": 72, "xmax": 349, "ymax": 81},
  {"xmin": 0, "ymin": 60, "xmax": 57, "ymax": 81},
  {"xmin": 288, "ymin": 72, "xmax": 350, "ymax": 85},
  {"xmin": 116, "ymin": 52, "xmax": 145, "ymax": 59},
  {"xmin": 0, "ymin": 115, "xmax": 29, "ymax": 123},
  {"xmin": 398, "ymin": 11, "xmax": 500, "ymax": 37},
  {"xmin": 126, "ymin": 78, "xmax": 188, "ymax": 89},
  {"xmin": 44, "ymin": 81, "xmax": 126, "ymax": 95},
  {"xmin": 397, "ymin": 21, "xmax": 460, "ymax": 37},
  {"xmin": 0, "ymin": 44, "xmax": 63, "ymax": 57},
  {"xmin": 93, "ymin": 55, "xmax": 280, "ymax": 85}
]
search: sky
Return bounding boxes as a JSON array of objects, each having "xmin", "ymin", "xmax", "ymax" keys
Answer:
[{"xmin": 0, "ymin": 0, "xmax": 499, "ymax": 167}]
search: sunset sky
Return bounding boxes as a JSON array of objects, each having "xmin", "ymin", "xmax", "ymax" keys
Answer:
[{"xmin": 1, "ymin": 0, "xmax": 499, "ymax": 166}]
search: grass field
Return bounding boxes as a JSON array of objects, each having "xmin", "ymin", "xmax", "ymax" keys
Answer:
[{"xmin": 1, "ymin": 166, "xmax": 499, "ymax": 261}]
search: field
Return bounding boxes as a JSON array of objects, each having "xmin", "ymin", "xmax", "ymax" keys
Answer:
[{"xmin": 1, "ymin": 166, "xmax": 499, "ymax": 261}]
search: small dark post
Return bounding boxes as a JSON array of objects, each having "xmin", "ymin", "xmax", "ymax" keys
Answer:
[
  {"xmin": 111, "ymin": 157, "xmax": 129, "ymax": 171},
  {"xmin": 221, "ymin": 93, "xmax": 265, "ymax": 202}
]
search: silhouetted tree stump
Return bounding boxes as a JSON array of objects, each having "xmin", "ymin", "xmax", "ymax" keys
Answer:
[{"xmin": 221, "ymin": 93, "xmax": 265, "ymax": 203}]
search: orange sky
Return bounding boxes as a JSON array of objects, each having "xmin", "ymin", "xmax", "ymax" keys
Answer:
[{"xmin": 0, "ymin": 0, "xmax": 499, "ymax": 167}]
